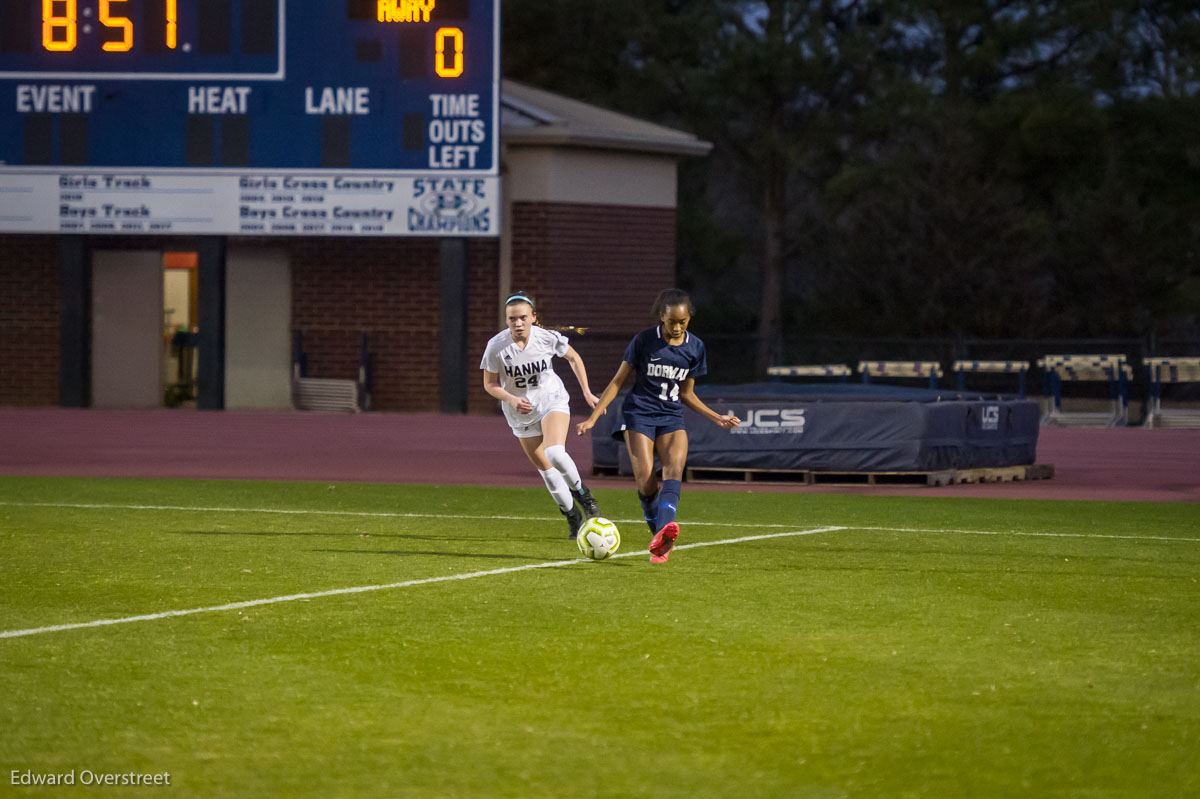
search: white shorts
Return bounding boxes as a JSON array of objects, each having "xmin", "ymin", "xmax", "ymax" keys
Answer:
[{"xmin": 509, "ymin": 404, "xmax": 570, "ymax": 438}]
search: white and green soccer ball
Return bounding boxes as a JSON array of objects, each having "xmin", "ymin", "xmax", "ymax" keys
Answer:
[{"xmin": 576, "ymin": 517, "xmax": 621, "ymax": 560}]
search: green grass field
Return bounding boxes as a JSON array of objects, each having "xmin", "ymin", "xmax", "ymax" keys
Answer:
[{"xmin": 2, "ymin": 475, "xmax": 1198, "ymax": 798}]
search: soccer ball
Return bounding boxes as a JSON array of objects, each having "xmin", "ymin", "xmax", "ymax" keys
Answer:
[{"xmin": 576, "ymin": 517, "xmax": 621, "ymax": 560}]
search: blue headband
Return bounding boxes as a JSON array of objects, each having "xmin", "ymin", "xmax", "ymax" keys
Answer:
[{"xmin": 505, "ymin": 294, "xmax": 534, "ymax": 309}]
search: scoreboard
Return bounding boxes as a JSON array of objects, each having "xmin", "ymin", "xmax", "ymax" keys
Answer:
[{"xmin": 0, "ymin": 0, "xmax": 500, "ymax": 236}]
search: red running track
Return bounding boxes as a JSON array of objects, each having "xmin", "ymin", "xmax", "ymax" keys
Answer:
[{"xmin": 1, "ymin": 408, "xmax": 1197, "ymax": 502}]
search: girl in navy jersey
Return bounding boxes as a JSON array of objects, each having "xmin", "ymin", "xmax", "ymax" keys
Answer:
[
  {"xmin": 482, "ymin": 292, "xmax": 601, "ymax": 539},
  {"xmin": 577, "ymin": 289, "xmax": 740, "ymax": 562}
]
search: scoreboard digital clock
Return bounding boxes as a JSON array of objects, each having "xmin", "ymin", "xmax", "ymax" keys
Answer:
[
  {"xmin": 0, "ymin": 0, "xmax": 283, "ymax": 78},
  {"xmin": 0, "ymin": 0, "xmax": 500, "ymax": 237}
]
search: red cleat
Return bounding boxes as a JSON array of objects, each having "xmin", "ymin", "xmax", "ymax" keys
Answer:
[{"xmin": 648, "ymin": 522, "xmax": 679, "ymax": 562}]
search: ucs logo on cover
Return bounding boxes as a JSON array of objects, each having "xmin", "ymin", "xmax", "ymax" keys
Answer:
[{"xmin": 728, "ymin": 408, "xmax": 806, "ymax": 435}]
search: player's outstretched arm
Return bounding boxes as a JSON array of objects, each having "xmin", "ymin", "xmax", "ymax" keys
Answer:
[
  {"xmin": 576, "ymin": 362, "xmax": 633, "ymax": 435},
  {"xmin": 680, "ymin": 379, "xmax": 741, "ymax": 429},
  {"xmin": 561, "ymin": 346, "xmax": 599, "ymax": 407}
]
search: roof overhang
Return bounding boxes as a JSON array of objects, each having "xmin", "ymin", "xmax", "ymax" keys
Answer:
[{"xmin": 501, "ymin": 79, "xmax": 713, "ymax": 159}]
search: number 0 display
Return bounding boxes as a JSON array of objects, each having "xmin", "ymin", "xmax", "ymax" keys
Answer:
[{"xmin": 435, "ymin": 27, "xmax": 463, "ymax": 77}]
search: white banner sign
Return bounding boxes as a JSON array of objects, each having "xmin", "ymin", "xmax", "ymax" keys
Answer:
[{"xmin": 0, "ymin": 170, "xmax": 499, "ymax": 237}]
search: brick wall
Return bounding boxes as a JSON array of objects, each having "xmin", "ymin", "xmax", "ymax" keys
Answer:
[
  {"xmin": 287, "ymin": 203, "xmax": 676, "ymax": 415},
  {"xmin": 288, "ymin": 237, "xmax": 500, "ymax": 413},
  {"xmin": 465, "ymin": 242, "xmax": 501, "ymax": 413},
  {"xmin": 0, "ymin": 236, "xmax": 61, "ymax": 406},
  {"xmin": 509, "ymin": 202, "xmax": 677, "ymax": 408},
  {"xmin": 0, "ymin": 200, "xmax": 675, "ymax": 413}
]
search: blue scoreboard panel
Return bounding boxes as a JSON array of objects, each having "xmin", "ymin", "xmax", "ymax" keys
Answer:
[{"xmin": 0, "ymin": 0, "xmax": 500, "ymax": 236}]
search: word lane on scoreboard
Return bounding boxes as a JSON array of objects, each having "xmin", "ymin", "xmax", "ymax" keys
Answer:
[{"xmin": 0, "ymin": 0, "xmax": 500, "ymax": 236}]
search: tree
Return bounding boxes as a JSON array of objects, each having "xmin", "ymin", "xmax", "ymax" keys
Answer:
[
  {"xmin": 803, "ymin": 0, "xmax": 1200, "ymax": 341},
  {"xmin": 502, "ymin": 0, "xmax": 1200, "ymax": 359},
  {"xmin": 627, "ymin": 1, "xmax": 908, "ymax": 372}
]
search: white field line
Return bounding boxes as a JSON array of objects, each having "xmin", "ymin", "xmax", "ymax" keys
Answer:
[
  {"xmin": 857, "ymin": 525, "xmax": 1200, "ymax": 544},
  {"xmin": 3, "ymin": 500, "xmax": 1197, "ymax": 543},
  {"xmin": 0, "ymin": 526, "xmax": 847, "ymax": 641},
  {"xmin": 0, "ymin": 500, "xmax": 793, "ymax": 529},
  {"xmin": 3, "ymin": 500, "xmax": 1196, "ymax": 641}
]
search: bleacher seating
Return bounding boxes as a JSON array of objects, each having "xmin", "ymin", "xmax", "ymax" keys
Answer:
[
  {"xmin": 292, "ymin": 377, "xmax": 361, "ymax": 413},
  {"xmin": 291, "ymin": 330, "xmax": 370, "ymax": 413},
  {"xmin": 1144, "ymin": 357, "xmax": 1200, "ymax": 429},
  {"xmin": 1037, "ymin": 354, "xmax": 1130, "ymax": 427},
  {"xmin": 770, "ymin": 353, "xmax": 1200, "ymax": 429}
]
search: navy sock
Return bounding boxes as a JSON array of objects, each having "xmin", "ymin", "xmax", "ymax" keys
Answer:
[
  {"xmin": 654, "ymin": 479, "xmax": 682, "ymax": 531},
  {"xmin": 638, "ymin": 491, "xmax": 660, "ymax": 533}
]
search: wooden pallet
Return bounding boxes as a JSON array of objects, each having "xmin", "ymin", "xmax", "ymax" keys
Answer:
[{"xmin": 949, "ymin": 463, "xmax": 1055, "ymax": 484}]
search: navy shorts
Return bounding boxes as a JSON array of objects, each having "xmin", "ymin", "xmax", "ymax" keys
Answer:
[{"xmin": 613, "ymin": 413, "xmax": 686, "ymax": 442}]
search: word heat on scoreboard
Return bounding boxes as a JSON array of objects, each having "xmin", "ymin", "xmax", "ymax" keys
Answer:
[{"xmin": 0, "ymin": 0, "xmax": 500, "ymax": 236}]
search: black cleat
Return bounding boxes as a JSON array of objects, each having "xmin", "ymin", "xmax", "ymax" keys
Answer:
[
  {"xmin": 562, "ymin": 503, "xmax": 584, "ymax": 540},
  {"xmin": 572, "ymin": 484, "xmax": 600, "ymax": 519}
]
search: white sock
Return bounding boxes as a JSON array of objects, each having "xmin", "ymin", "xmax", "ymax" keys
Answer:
[
  {"xmin": 538, "ymin": 467, "xmax": 574, "ymax": 512},
  {"xmin": 544, "ymin": 445, "xmax": 582, "ymax": 491}
]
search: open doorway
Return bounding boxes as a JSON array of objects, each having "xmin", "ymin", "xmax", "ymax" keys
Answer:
[
  {"xmin": 162, "ymin": 251, "xmax": 199, "ymax": 407},
  {"xmin": 86, "ymin": 245, "xmax": 292, "ymax": 410},
  {"xmin": 89, "ymin": 249, "xmax": 199, "ymax": 409}
]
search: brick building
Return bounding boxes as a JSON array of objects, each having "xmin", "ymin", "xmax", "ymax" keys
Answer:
[{"xmin": 0, "ymin": 81, "xmax": 709, "ymax": 413}]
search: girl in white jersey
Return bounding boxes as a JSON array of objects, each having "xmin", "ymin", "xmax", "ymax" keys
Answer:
[{"xmin": 481, "ymin": 292, "xmax": 602, "ymax": 539}]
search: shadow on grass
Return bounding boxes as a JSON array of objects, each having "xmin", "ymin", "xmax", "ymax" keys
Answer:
[
  {"xmin": 311, "ymin": 548, "xmax": 570, "ymax": 562},
  {"xmin": 175, "ymin": 530, "xmax": 552, "ymax": 542}
]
